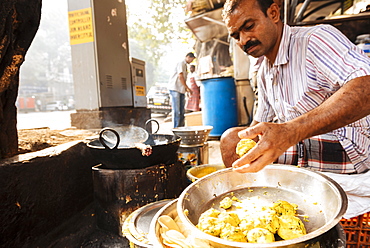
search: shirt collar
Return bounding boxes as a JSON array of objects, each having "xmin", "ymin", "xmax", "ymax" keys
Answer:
[{"xmin": 272, "ymin": 24, "xmax": 291, "ymax": 67}]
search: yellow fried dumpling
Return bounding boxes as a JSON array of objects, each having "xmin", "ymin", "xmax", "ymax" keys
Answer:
[
  {"xmin": 278, "ymin": 215, "xmax": 307, "ymax": 240},
  {"xmin": 273, "ymin": 200, "xmax": 298, "ymax": 216},
  {"xmin": 239, "ymin": 217, "xmax": 255, "ymax": 233},
  {"xmin": 220, "ymin": 224, "xmax": 247, "ymax": 242},
  {"xmin": 236, "ymin": 139, "xmax": 257, "ymax": 157},
  {"xmin": 247, "ymin": 228, "xmax": 275, "ymax": 243},
  {"xmin": 232, "ymin": 196, "xmax": 242, "ymax": 203},
  {"xmin": 199, "ymin": 208, "xmax": 220, "ymax": 220},
  {"xmin": 196, "ymin": 217, "xmax": 223, "ymax": 237},
  {"xmin": 218, "ymin": 212, "xmax": 240, "ymax": 227},
  {"xmin": 255, "ymin": 209, "xmax": 280, "ymax": 234},
  {"xmin": 239, "ymin": 209, "xmax": 280, "ymax": 234},
  {"xmin": 219, "ymin": 196, "xmax": 233, "ymax": 209},
  {"xmin": 196, "ymin": 198, "xmax": 307, "ymax": 244}
]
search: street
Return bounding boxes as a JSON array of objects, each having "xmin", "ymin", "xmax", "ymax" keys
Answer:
[
  {"xmin": 17, "ymin": 110, "xmax": 172, "ymax": 133},
  {"xmin": 17, "ymin": 110, "xmax": 77, "ymax": 130}
]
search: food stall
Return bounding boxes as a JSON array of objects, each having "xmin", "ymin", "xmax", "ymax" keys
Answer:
[{"xmin": 119, "ymin": 0, "xmax": 370, "ymax": 247}]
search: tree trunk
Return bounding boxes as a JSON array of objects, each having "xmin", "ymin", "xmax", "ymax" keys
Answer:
[{"xmin": 0, "ymin": 0, "xmax": 41, "ymax": 158}]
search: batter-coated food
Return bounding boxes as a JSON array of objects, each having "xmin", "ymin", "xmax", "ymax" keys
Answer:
[
  {"xmin": 236, "ymin": 139, "xmax": 257, "ymax": 157},
  {"xmin": 247, "ymin": 227, "xmax": 275, "ymax": 243},
  {"xmin": 277, "ymin": 215, "xmax": 307, "ymax": 240},
  {"xmin": 196, "ymin": 196, "xmax": 307, "ymax": 243}
]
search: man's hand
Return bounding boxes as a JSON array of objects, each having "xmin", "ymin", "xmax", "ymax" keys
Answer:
[
  {"xmin": 232, "ymin": 122, "xmax": 300, "ymax": 173},
  {"xmin": 186, "ymin": 86, "xmax": 193, "ymax": 95}
]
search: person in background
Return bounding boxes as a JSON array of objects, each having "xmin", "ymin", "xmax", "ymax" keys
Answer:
[
  {"xmin": 36, "ymin": 99, "xmax": 42, "ymax": 112},
  {"xmin": 168, "ymin": 52, "xmax": 196, "ymax": 128},
  {"xmin": 220, "ymin": 0, "xmax": 370, "ymax": 174},
  {"xmin": 185, "ymin": 64, "xmax": 201, "ymax": 112}
]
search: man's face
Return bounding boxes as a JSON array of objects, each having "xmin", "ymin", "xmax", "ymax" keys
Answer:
[
  {"xmin": 186, "ymin": 56, "xmax": 195, "ymax": 64},
  {"xmin": 225, "ymin": 0, "xmax": 280, "ymax": 59}
]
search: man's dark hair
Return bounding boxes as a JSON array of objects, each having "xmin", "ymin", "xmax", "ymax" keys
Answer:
[
  {"xmin": 257, "ymin": 0, "xmax": 274, "ymax": 15},
  {"xmin": 223, "ymin": 0, "xmax": 274, "ymax": 19},
  {"xmin": 186, "ymin": 52, "xmax": 195, "ymax": 58}
]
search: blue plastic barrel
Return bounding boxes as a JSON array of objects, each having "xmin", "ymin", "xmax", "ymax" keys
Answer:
[{"xmin": 201, "ymin": 77, "xmax": 238, "ymax": 137}]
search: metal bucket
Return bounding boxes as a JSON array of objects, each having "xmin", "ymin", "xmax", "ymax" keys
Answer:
[{"xmin": 92, "ymin": 162, "xmax": 188, "ymax": 235}]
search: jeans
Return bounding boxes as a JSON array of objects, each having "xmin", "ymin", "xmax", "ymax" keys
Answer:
[{"xmin": 169, "ymin": 90, "xmax": 185, "ymax": 128}]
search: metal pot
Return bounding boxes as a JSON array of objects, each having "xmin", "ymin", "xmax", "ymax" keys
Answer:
[
  {"xmin": 177, "ymin": 165, "xmax": 348, "ymax": 248},
  {"xmin": 86, "ymin": 120, "xmax": 181, "ymax": 169}
]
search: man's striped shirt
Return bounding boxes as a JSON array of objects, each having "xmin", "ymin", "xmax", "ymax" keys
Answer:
[{"xmin": 255, "ymin": 24, "xmax": 370, "ymax": 173}]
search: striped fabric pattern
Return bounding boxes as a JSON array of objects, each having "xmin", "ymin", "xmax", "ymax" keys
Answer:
[{"xmin": 255, "ymin": 24, "xmax": 370, "ymax": 173}]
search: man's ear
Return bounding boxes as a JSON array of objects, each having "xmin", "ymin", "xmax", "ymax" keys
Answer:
[{"xmin": 267, "ymin": 3, "xmax": 281, "ymax": 23}]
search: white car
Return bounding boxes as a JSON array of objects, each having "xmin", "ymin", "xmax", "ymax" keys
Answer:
[
  {"xmin": 45, "ymin": 101, "xmax": 68, "ymax": 111},
  {"xmin": 146, "ymin": 85, "xmax": 172, "ymax": 115}
]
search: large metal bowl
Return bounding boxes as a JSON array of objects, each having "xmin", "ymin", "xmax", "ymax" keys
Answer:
[{"xmin": 177, "ymin": 165, "xmax": 348, "ymax": 248}]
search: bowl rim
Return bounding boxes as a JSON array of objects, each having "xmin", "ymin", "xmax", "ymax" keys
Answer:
[
  {"xmin": 172, "ymin": 125, "xmax": 214, "ymax": 132},
  {"xmin": 186, "ymin": 164, "xmax": 226, "ymax": 181},
  {"xmin": 177, "ymin": 165, "xmax": 348, "ymax": 247},
  {"xmin": 148, "ymin": 199, "xmax": 178, "ymax": 248},
  {"xmin": 122, "ymin": 199, "xmax": 173, "ymax": 247}
]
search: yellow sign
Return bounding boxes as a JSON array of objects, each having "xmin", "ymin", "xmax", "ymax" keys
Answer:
[
  {"xmin": 135, "ymin": 86, "xmax": 145, "ymax": 96},
  {"xmin": 68, "ymin": 8, "xmax": 94, "ymax": 45}
]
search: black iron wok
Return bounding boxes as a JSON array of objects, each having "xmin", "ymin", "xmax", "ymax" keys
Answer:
[{"xmin": 86, "ymin": 123, "xmax": 181, "ymax": 169}]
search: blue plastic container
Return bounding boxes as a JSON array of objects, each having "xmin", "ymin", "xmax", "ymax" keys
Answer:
[{"xmin": 201, "ymin": 77, "xmax": 238, "ymax": 137}]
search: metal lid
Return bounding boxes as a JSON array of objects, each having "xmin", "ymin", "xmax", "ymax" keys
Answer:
[{"xmin": 122, "ymin": 199, "xmax": 173, "ymax": 247}]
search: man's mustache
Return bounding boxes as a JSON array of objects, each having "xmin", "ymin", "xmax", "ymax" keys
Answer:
[{"xmin": 242, "ymin": 40, "xmax": 261, "ymax": 53}]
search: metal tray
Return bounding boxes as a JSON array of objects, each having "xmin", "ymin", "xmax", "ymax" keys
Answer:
[
  {"xmin": 149, "ymin": 199, "xmax": 179, "ymax": 248},
  {"xmin": 122, "ymin": 199, "xmax": 173, "ymax": 247}
]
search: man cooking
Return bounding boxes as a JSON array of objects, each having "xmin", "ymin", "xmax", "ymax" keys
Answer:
[{"xmin": 220, "ymin": 0, "xmax": 370, "ymax": 175}]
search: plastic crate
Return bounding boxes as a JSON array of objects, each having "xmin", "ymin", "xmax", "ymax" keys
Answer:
[{"xmin": 340, "ymin": 212, "xmax": 370, "ymax": 248}]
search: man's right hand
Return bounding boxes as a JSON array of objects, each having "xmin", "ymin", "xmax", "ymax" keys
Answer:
[
  {"xmin": 186, "ymin": 86, "xmax": 193, "ymax": 95},
  {"xmin": 232, "ymin": 122, "xmax": 300, "ymax": 173}
]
